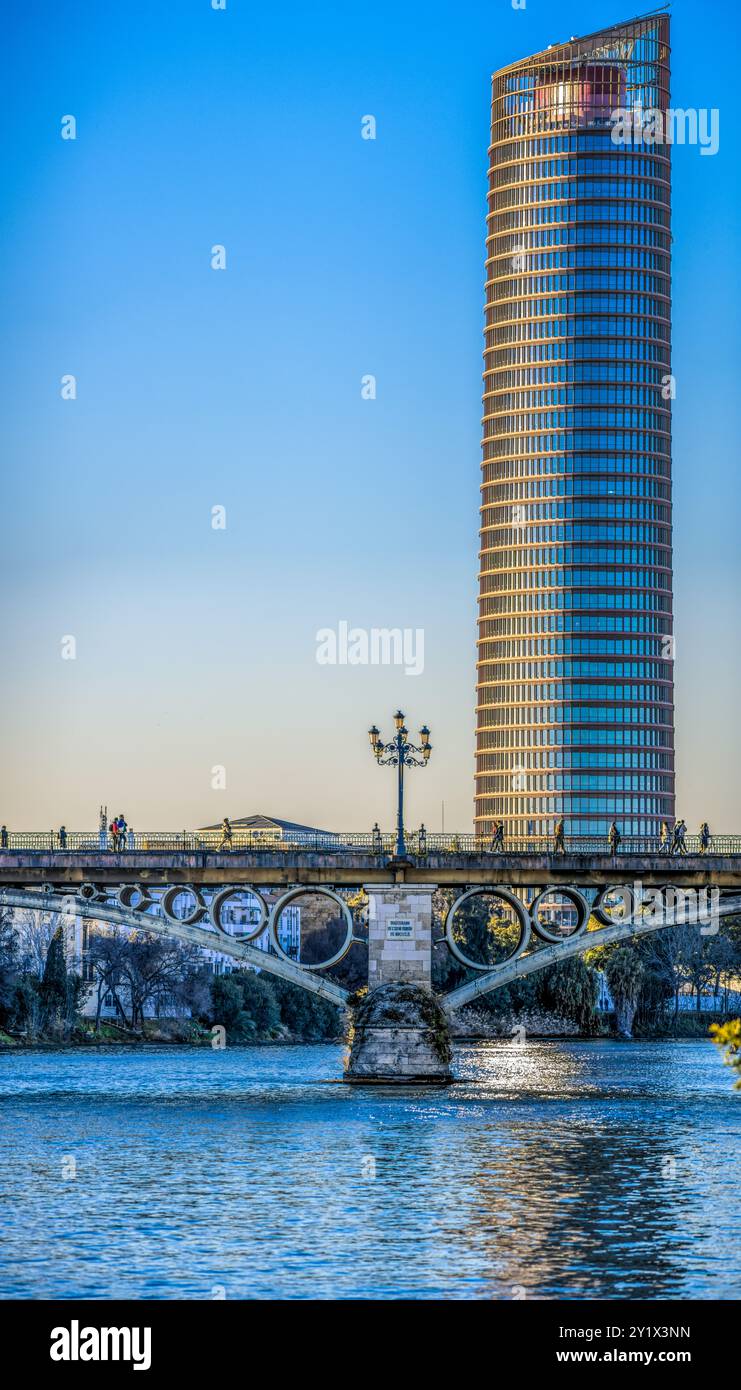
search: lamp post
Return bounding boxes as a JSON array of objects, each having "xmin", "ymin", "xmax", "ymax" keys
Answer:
[{"xmin": 368, "ymin": 711, "xmax": 432, "ymax": 861}]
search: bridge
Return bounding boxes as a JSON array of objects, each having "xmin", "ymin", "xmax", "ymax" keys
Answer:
[
  {"xmin": 2, "ymin": 829, "xmax": 741, "ymax": 887},
  {"xmin": 1, "ymin": 829, "xmax": 738, "ymax": 1082}
]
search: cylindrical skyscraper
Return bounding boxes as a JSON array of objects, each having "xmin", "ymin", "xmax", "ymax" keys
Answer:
[{"xmin": 475, "ymin": 11, "xmax": 675, "ymax": 842}]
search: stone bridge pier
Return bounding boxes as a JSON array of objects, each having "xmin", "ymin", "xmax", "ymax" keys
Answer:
[
  {"xmin": 366, "ymin": 884, "xmax": 434, "ymax": 989},
  {"xmin": 345, "ymin": 884, "xmax": 453, "ymax": 1085}
]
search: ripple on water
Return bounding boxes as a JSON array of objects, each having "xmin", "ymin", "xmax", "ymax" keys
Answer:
[{"xmin": 0, "ymin": 1040, "xmax": 737, "ymax": 1299}]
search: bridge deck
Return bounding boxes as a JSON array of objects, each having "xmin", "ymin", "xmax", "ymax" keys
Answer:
[{"xmin": 1, "ymin": 850, "xmax": 739, "ymax": 888}]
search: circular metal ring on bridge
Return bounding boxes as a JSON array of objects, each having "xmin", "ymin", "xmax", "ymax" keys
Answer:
[
  {"xmin": 160, "ymin": 885, "xmax": 208, "ymax": 927},
  {"xmin": 208, "ymin": 886, "xmax": 267, "ymax": 940},
  {"xmin": 592, "ymin": 884, "xmax": 635, "ymax": 928},
  {"xmin": 269, "ymin": 887, "xmax": 354, "ymax": 971},
  {"xmin": 117, "ymin": 884, "xmax": 155, "ymax": 913},
  {"xmin": 445, "ymin": 887, "xmax": 530, "ymax": 972},
  {"xmin": 79, "ymin": 882, "xmax": 106, "ymax": 901},
  {"xmin": 528, "ymin": 886, "xmax": 589, "ymax": 944}
]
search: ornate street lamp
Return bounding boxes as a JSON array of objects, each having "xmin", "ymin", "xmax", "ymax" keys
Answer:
[{"xmin": 368, "ymin": 711, "xmax": 432, "ymax": 860}]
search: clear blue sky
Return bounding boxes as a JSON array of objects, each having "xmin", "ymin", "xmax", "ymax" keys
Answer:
[{"xmin": 1, "ymin": 0, "xmax": 739, "ymax": 831}]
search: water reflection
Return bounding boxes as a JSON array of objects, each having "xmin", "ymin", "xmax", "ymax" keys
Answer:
[
  {"xmin": 451, "ymin": 1042, "xmax": 736, "ymax": 1299},
  {"xmin": 0, "ymin": 1041, "xmax": 736, "ymax": 1299}
]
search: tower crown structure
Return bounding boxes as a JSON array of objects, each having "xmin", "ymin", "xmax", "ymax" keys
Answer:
[{"xmin": 475, "ymin": 11, "xmax": 675, "ymax": 839}]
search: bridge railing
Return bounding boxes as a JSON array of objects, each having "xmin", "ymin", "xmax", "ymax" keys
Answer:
[{"xmin": 1, "ymin": 831, "xmax": 740, "ymax": 856}]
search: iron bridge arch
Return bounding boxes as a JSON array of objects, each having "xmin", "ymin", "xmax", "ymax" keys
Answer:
[{"xmin": 0, "ymin": 883, "xmax": 738, "ymax": 1015}]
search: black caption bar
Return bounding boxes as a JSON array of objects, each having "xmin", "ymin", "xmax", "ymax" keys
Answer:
[{"xmin": 0, "ymin": 1298, "xmax": 729, "ymax": 1377}]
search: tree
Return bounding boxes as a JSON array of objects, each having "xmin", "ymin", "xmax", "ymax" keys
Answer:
[
  {"xmin": 208, "ymin": 970, "xmax": 340, "ymax": 1042},
  {"xmin": 119, "ymin": 935, "xmax": 201, "ymax": 1031},
  {"xmin": 17, "ymin": 909, "xmax": 57, "ymax": 979},
  {"xmin": 236, "ymin": 972, "xmax": 281, "ymax": 1034},
  {"xmin": 704, "ymin": 932, "xmax": 737, "ymax": 1010},
  {"xmin": 209, "ymin": 970, "xmax": 281, "ymax": 1041},
  {"xmin": 210, "ymin": 974, "xmax": 256, "ymax": 1041},
  {"xmin": 11, "ymin": 976, "xmax": 42, "ymax": 1038},
  {"xmin": 0, "ymin": 914, "xmax": 21, "ymax": 1028},
  {"xmin": 209, "ymin": 973, "xmax": 253, "ymax": 1039},
  {"xmin": 603, "ymin": 947, "xmax": 645, "ymax": 1038},
  {"xmin": 174, "ymin": 960, "xmax": 212, "ymax": 1021},
  {"xmin": 540, "ymin": 957, "xmax": 599, "ymax": 1030},
  {"xmin": 88, "ymin": 930, "xmax": 130, "ymax": 1030},
  {"xmin": 87, "ymin": 930, "xmax": 209, "ymax": 1031},
  {"xmin": 710, "ymin": 1019, "xmax": 741, "ymax": 1088},
  {"xmin": 0, "ymin": 915, "xmax": 43, "ymax": 1038},
  {"xmin": 39, "ymin": 927, "xmax": 69, "ymax": 1037},
  {"xmin": 677, "ymin": 927, "xmax": 715, "ymax": 1012},
  {"xmin": 269, "ymin": 976, "xmax": 339, "ymax": 1040},
  {"xmin": 66, "ymin": 973, "xmax": 83, "ymax": 1034},
  {"xmin": 637, "ymin": 927, "xmax": 686, "ymax": 1025}
]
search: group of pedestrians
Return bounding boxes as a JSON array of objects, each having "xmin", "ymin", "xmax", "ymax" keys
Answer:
[
  {"xmin": 109, "ymin": 814, "xmax": 130, "ymax": 851},
  {"xmin": 658, "ymin": 819, "xmax": 711, "ymax": 854},
  {"xmin": 602, "ymin": 817, "xmax": 711, "ymax": 856},
  {"xmin": 484, "ymin": 817, "xmax": 714, "ymax": 857}
]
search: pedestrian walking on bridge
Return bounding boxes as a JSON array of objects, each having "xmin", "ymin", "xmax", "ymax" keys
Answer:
[
  {"xmin": 218, "ymin": 817, "xmax": 233, "ymax": 851},
  {"xmin": 659, "ymin": 820, "xmax": 670, "ymax": 854},
  {"xmin": 490, "ymin": 821, "xmax": 505, "ymax": 853},
  {"xmin": 672, "ymin": 819, "xmax": 687, "ymax": 855},
  {"xmin": 553, "ymin": 816, "xmax": 566, "ymax": 854},
  {"xmin": 58, "ymin": 826, "xmax": 67, "ymax": 849},
  {"xmin": 608, "ymin": 820, "xmax": 621, "ymax": 856},
  {"xmin": 699, "ymin": 821, "xmax": 711, "ymax": 853}
]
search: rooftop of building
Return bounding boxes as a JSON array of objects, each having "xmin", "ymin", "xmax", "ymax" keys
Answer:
[
  {"xmin": 493, "ymin": 8, "xmax": 670, "ymax": 80},
  {"xmin": 195, "ymin": 814, "xmax": 335, "ymax": 836}
]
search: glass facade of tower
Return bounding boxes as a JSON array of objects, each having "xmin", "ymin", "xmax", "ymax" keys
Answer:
[{"xmin": 475, "ymin": 12, "xmax": 675, "ymax": 840}]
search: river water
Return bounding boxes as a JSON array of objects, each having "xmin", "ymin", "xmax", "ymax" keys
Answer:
[{"xmin": 0, "ymin": 1040, "xmax": 737, "ymax": 1300}]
